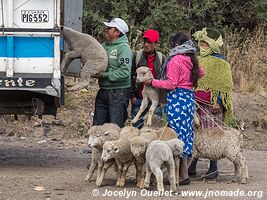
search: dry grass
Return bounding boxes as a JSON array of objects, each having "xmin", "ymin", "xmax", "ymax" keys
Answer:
[{"xmin": 224, "ymin": 24, "xmax": 267, "ymax": 92}]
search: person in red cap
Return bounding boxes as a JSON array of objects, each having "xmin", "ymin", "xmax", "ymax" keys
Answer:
[{"xmin": 130, "ymin": 29, "xmax": 166, "ymax": 128}]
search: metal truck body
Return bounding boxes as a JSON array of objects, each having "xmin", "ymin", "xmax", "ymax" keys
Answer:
[{"xmin": 0, "ymin": 0, "xmax": 63, "ymax": 116}]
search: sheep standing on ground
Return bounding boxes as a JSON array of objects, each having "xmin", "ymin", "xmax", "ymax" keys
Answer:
[
  {"xmin": 61, "ymin": 27, "xmax": 108, "ymax": 80},
  {"xmin": 192, "ymin": 127, "xmax": 249, "ymax": 184},
  {"xmin": 130, "ymin": 127, "xmax": 158, "ymax": 188},
  {"xmin": 130, "ymin": 126, "xmax": 179, "ymax": 188},
  {"xmin": 101, "ymin": 126, "xmax": 140, "ymax": 187},
  {"xmin": 144, "ymin": 138, "xmax": 184, "ymax": 193},
  {"xmin": 85, "ymin": 123, "xmax": 121, "ymax": 187},
  {"xmin": 131, "ymin": 66, "xmax": 159, "ymax": 126}
]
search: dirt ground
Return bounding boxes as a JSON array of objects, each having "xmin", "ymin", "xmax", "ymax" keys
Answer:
[{"xmin": 0, "ymin": 89, "xmax": 266, "ymax": 200}]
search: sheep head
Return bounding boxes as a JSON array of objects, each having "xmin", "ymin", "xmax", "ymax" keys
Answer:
[
  {"xmin": 130, "ymin": 136, "xmax": 148, "ymax": 157},
  {"xmin": 87, "ymin": 124, "xmax": 120, "ymax": 148},
  {"xmin": 136, "ymin": 66, "xmax": 153, "ymax": 83},
  {"xmin": 166, "ymin": 138, "xmax": 184, "ymax": 156},
  {"xmin": 87, "ymin": 126, "xmax": 103, "ymax": 148},
  {"xmin": 101, "ymin": 141, "xmax": 120, "ymax": 161}
]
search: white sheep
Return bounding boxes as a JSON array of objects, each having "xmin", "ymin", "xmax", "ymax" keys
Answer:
[
  {"xmin": 131, "ymin": 66, "xmax": 159, "ymax": 126},
  {"xmin": 192, "ymin": 127, "xmax": 249, "ymax": 184},
  {"xmin": 144, "ymin": 138, "xmax": 184, "ymax": 193},
  {"xmin": 130, "ymin": 126, "xmax": 179, "ymax": 188},
  {"xmin": 101, "ymin": 126, "xmax": 140, "ymax": 187},
  {"xmin": 61, "ymin": 27, "xmax": 108, "ymax": 80},
  {"xmin": 85, "ymin": 123, "xmax": 121, "ymax": 187},
  {"xmin": 130, "ymin": 127, "xmax": 158, "ymax": 188}
]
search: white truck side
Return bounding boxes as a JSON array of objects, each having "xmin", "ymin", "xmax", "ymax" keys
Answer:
[{"xmin": 0, "ymin": 0, "xmax": 64, "ymax": 116}]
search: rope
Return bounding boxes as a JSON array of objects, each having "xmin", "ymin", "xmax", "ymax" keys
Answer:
[
  {"xmin": 158, "ymin": 121, "xmax": 168, "ymax": 140},
  {"xmin": 195, "ymin": 101, "xmax": 225, "ymax": 131},
  {"xmin": 131, "ymin": 110, "xmax": 169, "ymax": 140},
  {"xmin": 190, "ymin": 161, "xmax": 234, "ymax": 181}
]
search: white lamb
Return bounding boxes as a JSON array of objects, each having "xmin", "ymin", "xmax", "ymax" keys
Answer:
[
  {"xmin": 85, "ymin": 123, "xmax": 121, "ymax": 187},
  {"xmin": 130, "ymin": 126, "xmax": 179, "ymax": 188},
  {"xmin": 131, "ymin": 66, "xmax": 159, "ymax": 126},
  {"xmin": 144, "ymin": 138, "xmax": 184, "ymax": 193},
  {"xmin": 101, "ymin": 126, "xmax": 140, "ymax": 187},
  {"xmin": 192, "ymin": 127, "xmax": 249, "ymax": 184},
  {"xmin": 61, "ymin": 27, "xmax": 108, "ymax": 80}
]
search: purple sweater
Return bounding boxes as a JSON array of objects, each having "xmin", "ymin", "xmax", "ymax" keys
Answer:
[{"xmin": 152, "ymin": 54, "xmax": 204, "ymax": 90}]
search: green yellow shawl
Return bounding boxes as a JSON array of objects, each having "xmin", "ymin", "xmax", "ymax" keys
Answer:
[{"xmin": 197, "ymin": 55, "xmax": 236, "ymax": 126}]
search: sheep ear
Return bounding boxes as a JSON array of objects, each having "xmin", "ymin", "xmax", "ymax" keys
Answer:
[
  {"xmin": 104, "ymin": 131, "xmax": 110, "ymax": 136},
  {"xmin": 113, "ymin": 145, "xmax": 120, "ymax": 153},
  {"xmin": 144, "ymin": 139, "xmax": 150, "ymax": 146}
]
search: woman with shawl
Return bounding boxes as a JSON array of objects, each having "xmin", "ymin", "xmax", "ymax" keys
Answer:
[
  {"xmin": 189, "ymin": 28, "xmax": 236, "ymax": 179},
  {"xmin": 144, "ymin": 32, "xmax": 204, "ymax": 185}
]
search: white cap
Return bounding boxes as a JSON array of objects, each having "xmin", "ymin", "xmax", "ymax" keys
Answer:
[{"xmin": 103, "ymin": 18, "xmax": 129, "ymax": 34}]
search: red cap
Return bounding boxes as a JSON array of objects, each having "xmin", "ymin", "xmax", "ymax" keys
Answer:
[{"xmin": 143, "ymin": 29, "xmax": 159, "ymax": 43}]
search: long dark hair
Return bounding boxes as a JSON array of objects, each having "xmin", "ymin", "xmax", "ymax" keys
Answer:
[{"xmin": 170, "ymin": 32, "xmax": 200, "ymax": 88}]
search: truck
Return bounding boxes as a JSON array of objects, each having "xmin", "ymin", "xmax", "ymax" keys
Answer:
[{"xmin": 0, "ymin": 0, "xmax": 83, "ymax": 117}]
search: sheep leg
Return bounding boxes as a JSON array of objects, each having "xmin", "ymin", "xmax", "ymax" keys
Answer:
[
  {"xmin": 166, "ymin": 160, "xmax": 177, "ymax": 192},
  {"xmin": 61, "ymin": 51, "xmax": 81, "ymax": 74},
  {"xmin": 152, "ymin": 166, "xmax": 164, "ymax": 194},
  {"xmin": 96, "ymin": 161, "xmax": 114, "ymax": 187},
  {"xmin": 144, "ymin": 162, "xmax": 152, "ymax": 188},
  {"xmin": 131, "ymin": 96, "xmax": 148, "ymax": 124},
  {"xmin": 115, "ymin": 161, "xmax": 123, "ymax": 187},
  {"xmin": 119, "ymin": 161, "xmax": 132, "ymax": 187},
  {"xmin": 228, "ymin": 152, "xmax": 243, "ymax": 183},
  {"xmin": 234, "ymin": 155, "xmax": 248, "ymax": 184},
  {"xmin": 134, "ymin": 161, "xmax": 142, "ymax": 188},
  {"xmin": 146, "ymin": 99, "xmax": 159, "ymax": 126},
  {"xmin": 95, "ymin": 163, "xmax": 103, "ymax": 183},
  {"xmin": 84, "ymin": 159, "xmax": 97, "ymax": 182},
  {"xmin": 139, "ymin": 163, "xmax": 147, "ymax": 189},
  {"xmin": 174, "ymin": 155, "xmax": 180, "ymax": 186}
]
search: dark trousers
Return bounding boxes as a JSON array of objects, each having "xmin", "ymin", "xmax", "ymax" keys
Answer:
[{"xmin": 93, "ymin": 88, "xmax": 130, "ymax": 128}]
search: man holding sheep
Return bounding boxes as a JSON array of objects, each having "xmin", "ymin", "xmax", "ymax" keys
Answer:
[
  {"xmin": 92, "ymin": 18, "xmax": 132, "ymax": 128},
  {"xmin": 131, "ymin": 29, "xmax": 166, "ymax": 128}
]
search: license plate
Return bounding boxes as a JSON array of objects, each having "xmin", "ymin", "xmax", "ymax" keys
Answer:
[{"xmin": 21, "ymin": 10, "xmax": 49, "ymax": 23}]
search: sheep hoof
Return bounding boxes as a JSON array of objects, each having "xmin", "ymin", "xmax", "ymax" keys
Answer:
[
  {"xmin": 119, "ymin": 181, "xmax": 125, "ymax": 187},
  {"xmin": 240, "ymin": 178, "xmax": 248, "ymax": 184},
  {"xmin": 96, "ymin": 181, "xmax": 103, "ymax": 187},
  {"xmin": 139, "ymin": 183, "xmax": 145, "ymax": 189},
  {"xmin": 146, "ymin": 119, "xmax": 152, "ymax": 126},
  {"xmin": 158, "ymin": 189, "xmax": 164, "ymax": 196},
  {"xmin": 131, "ymin": 119, "xmax": 137, "ymax": 124},
  {"xmin": 144, "ymin": 182, "xmax": 149, "ymax": 188},
  {"xmin": 231, "ymin": 177, "xmax": 238, "ymax": 182},
  {"xmin": 84, "ymin": 175, "xmax": 90, "ymax": 182}
]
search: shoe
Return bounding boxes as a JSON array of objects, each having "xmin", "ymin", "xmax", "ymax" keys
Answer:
[
  {"xmin": 205, "ymin": 160, "xmax": 218, "ymax": 179},
  {"xmin": 188, "ymin": 158, "xmax": 198, "ymax": 177},
  {"xmin": 179, "ymin": 178, "xmax": 190, "ymax": 185},
  {"xmin": 188, "ymin": 171, "xmax": 196, "ymax": 178}
]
